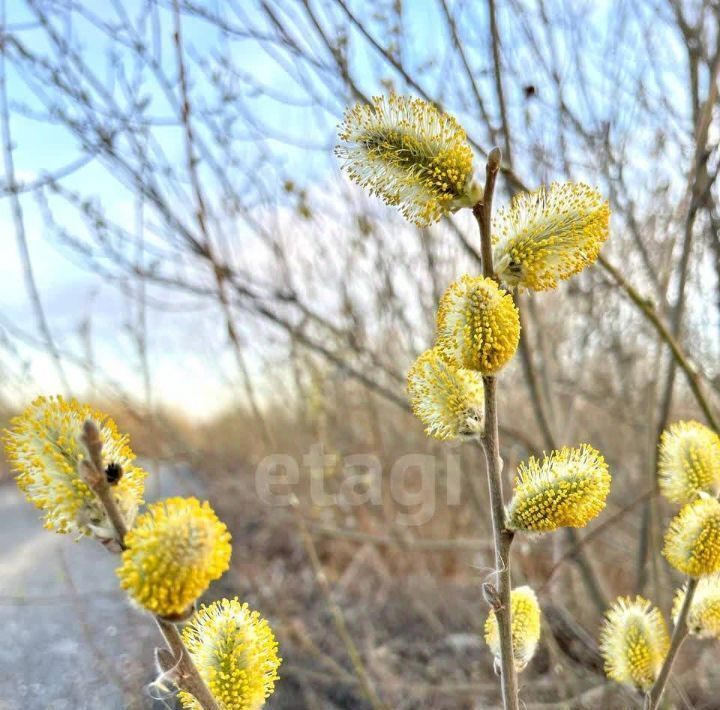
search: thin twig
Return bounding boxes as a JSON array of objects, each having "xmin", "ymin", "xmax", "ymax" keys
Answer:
[
  {"xmin": 539, "ymin": 487, "xmax": 654, "ymax": 592},
  {"xmin": 81, "ymin": 420, "xmax": 129, "ymax": 545},
  {"xmin": 644, "ymin": 578, "xmax": 698, "ymax": 710},
  {"xmin": 474, "ymin": 147, "xmax": 519, "ymax": 710},
  {"xmin": 487, "ymin": 0, "xmax": 513, "ymax": 167},
  {"xmin": 292, "ymin": 498, "xmax": 388, "ymax": 710},
  {"xmin": 598, "ymin": 255, "xmax": 719, "ymax": 432}
]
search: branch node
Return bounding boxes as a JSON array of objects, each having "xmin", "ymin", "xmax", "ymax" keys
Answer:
[{"xmin": 482, "ymin": 582, "xmax": 503, "ymax": 611}]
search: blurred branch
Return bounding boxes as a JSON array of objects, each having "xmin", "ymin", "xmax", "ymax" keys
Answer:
[
  {"xmin": 0, "ymin": 1, "xmax": 70, "ymax": 395},
  {"xmin": 293, "ymin": 498, "xmax": 389, "ymax": 710},
  {"xmin": 539, "ymin": 487, "xmax": 654, "ymax": 593},
  {"xmin": 598, "ymin": 254, "xmax": 719, "ymax": 432},
  {"xmin": 172, "ymin": 0, "xmax": 276, "ymax": 448}
]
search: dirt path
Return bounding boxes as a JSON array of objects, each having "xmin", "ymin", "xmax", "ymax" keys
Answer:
[{"xmin": 0, "ymin": 464, "xmax": 206, "ymax": 710}]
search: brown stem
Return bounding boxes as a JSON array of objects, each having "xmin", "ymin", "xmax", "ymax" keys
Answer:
[
  {"xmin": 480, "ymin": 376, "xmax": 519, "ymax": 710},
  {"xmin": 644, "ymin": 578, "xmax": 698, "ymax": 710},
  {"xmin": 474, "ymin": 148, "xmax": 519, "ymax": 710},
  {"xmin": 156, "ymin": 618, "xmax": 221, "ymax": 710},
  {"xmin": 81, "ymin": 421, "xmax": 128, "ymax": 545},
  {"xmin": 477, "ymin": 148, "xmax": 502, "ymax": 280},
  {"xmin": 487, "ymin": 0, "xmax": 513, "ymax": 167}
]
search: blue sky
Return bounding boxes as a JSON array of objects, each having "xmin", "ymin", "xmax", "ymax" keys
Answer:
[{"xmin": 1, "ymin": 0, "xmax": 712, "ymax": 416}]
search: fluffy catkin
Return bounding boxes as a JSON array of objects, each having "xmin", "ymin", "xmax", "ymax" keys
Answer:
[
  {"xmin": 484, "ymin": 586, "xmax": 541, "ymax": 672},
  {"xmin": 3, "ymin": 395, "xmax": 145, "ymax": 538},
  {"xmin": 179, "ymin": 598, "xmax": 281, "ymax": 710},
  {"xmin": 406, "ymin": 346, "xmax": 484, "ymax": 440},
  {"xmin": 599, "ymin": 596, "xmax": 669, "ymax": 691},
  {"xmin": 658, "ymin": 420, "xmax": 720, "ymax": 504},
  {"xmin": 492, "ymin": 182, "xmax": 610, "ymax": 291},
  {"xmin": 335, "ymin": 94, "xmax": 478, "ymax": 226},
  {"xmin": 117, "ymin": 497, "xmax": 231, "ymax": 616},
  {"xmin": 436, "ymin": 275, "xmax": 520, "ymax": 375},
  {"xmin": 672, "ymin": 574, "xmax": 720, "ymax": 638},
  {"xmin": 663, "ymin": 495, "xmax": 720, "ymax": 578}
]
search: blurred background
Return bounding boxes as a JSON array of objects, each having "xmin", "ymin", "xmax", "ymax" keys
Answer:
[{"xmin": 1, "ymin": 0, "xmax": 719, "ymax": 708}]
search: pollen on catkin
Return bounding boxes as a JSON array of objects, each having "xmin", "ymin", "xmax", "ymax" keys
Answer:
[
  {"xmin": 117, "ymin": 497, "xmax": 231, "ymax": 617},
  {"xmin": 673, "ymin": 574, "xmax": 720, "ymax": 639},
  {"xmin": 406, "ymin": 346, "xmax": 484, "ymax": 441},
  {"xmin": 335, "ymin": 94, "xmax": 479, "ymax": 226},
  {"xmin": 658, "ymin": 420, "xmax": 720, "ymax": 505},
  {"xmin": 506, "ymin": 444, "xmax": 611, "ymax": 533},
  {"xmin": 599, "ymin": 596, "xmax": 669, "ymax": 691},
  {"xmin": 2, "ymin": 395, "xmax": 145, "ymax": 538},
  {"xmin": 492, "ymin": 182, "xmax": 610, "ymax": 291},
  {"xmin": 178, "ymin": 598, "xmax": 281, "ymax": 710},
  {"xmin": 484, "ymin": 586, "xmax": 541, "ymax": 672},
  {"xmin": 436, "ymin": 275, "xmax": 520, "ymax": 375},
  {"xmin": 663, "ymin": 495, "xmax": 720, "ymax": 578}
]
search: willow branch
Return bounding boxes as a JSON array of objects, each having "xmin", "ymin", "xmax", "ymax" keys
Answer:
[
  {"xmin": 474, "ymin": 147, "xmax": 519, "ymax": 710},
  {"xmin": 80, "ymin": 420, "xmax": 220, "ymax": 710},
  {"xmin": 81, "ymin": 421, "xmax": 129, "ymax": 545},
  {"xmin": 487, "ymin": 0, "xmax": 513, "ymax": 167}
]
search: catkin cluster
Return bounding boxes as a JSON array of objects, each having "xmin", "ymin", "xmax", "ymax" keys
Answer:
[
  {"xmin": 406, "ymin": 275, "xmax": 520, "ymax": 441},
  {"xmin": 4, "ymin": 396, "xmax": 281, "ymax": 709},
  {"xmin": 339, "ymin": 94, "xmax": 614, "ymax": 686},
  {"xmin": 600, "ymin": 419, "xmax": 720, "ymax": 697}
]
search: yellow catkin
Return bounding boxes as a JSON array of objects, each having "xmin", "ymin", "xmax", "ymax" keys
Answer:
[
  {"xmin": 658, "ymin": 420, "xmax": 720, "ymax": 505},
  {"xmin": 492, "ymin": 182, "xmax": 610, "ymax": 291},
  {"xmin": 436, "ymin": 275, "xmax": 520, "ymax": 375},
  {"xmin": 406, "ymin": 346, "xmax": 484, "ymax": 440},
  {"xmin": 2, "ymin": 395, "xmax": 145, "ymax": 538},
  {"xmin": 672, "ymin": 574, "xmax": 720, "ymax": 639},
  {"xmin": 484, "ymin": 586, "xmax": 541, "ymax": 672},
  {"xmin": 664, "ymin": 495, "xmax": 720, "ymax": 578},
  {"xmin": 178, "ymin": 598, "xmax": 281, "ymax": 710},
  {"xmin": 117, "ymin": 497, "xmax": 231, "ymax": 617},
  {"xmin": 506, "ymin": 444, "xmax": 611, "ymax": 533},
  {"xmin": 335, "ymin": 94, "xmax": 479, "ymax": 226},
  {"xmin": 599, "ymin": 596, "xmax": 669, "ymax": 691}
]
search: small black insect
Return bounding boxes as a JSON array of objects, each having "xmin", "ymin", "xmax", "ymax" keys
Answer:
[
  {"xmin": 523, "ymin": 84, "xmax": 537, "ymax": 99},
  {"xmin": 105, "ymin": 462, "xmax": 123, "ymax": 485}
]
